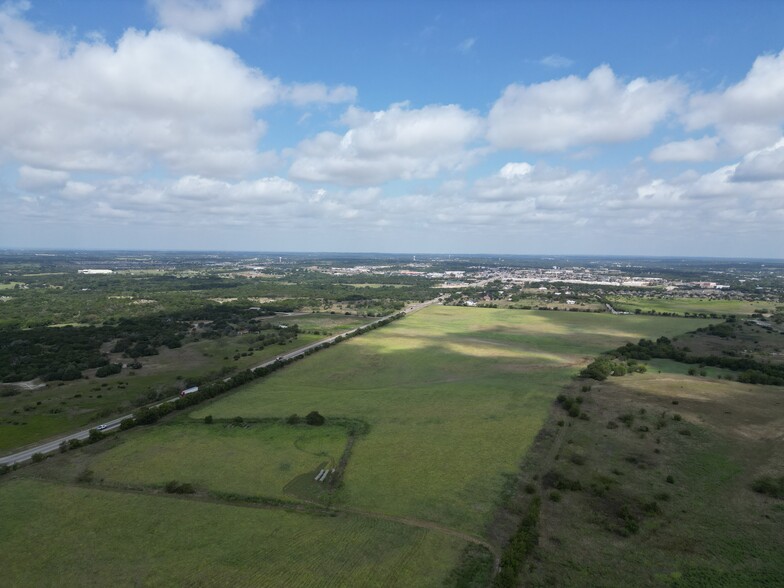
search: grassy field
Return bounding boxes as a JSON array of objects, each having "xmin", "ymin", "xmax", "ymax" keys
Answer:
[
  {"xmin": 517, "ymin": 368, "xmax": 784, "ymax": 586},
  {"xmin": 190, "ymin": 306, "xmax": 712, "ymax": 534},
  {"xmin": 0, "ymin": 479, "xmax": 465, "ymax": 587},
  {"xmin": 0, "ymin": 306, "xmax": 721, "ymax": 585},
  {"xmin": 89, "ymin": 422, "xmax": 347, "ymax": 500},
  {"xmin": 271, "ymin": 312, "xmax": 371, "ymax": 334},
  {"xmin": 609, "ymin": 296, "xmax": 765, "ymax": 316}
]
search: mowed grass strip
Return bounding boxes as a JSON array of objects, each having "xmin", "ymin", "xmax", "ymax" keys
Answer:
[
  {"xmin": 191, "ymin": 307, "xmax": 712, "ymax": 533},
  {"xmin": 0, "ymin": 479, "xmax": 466, "ymax": 587},
  {"xmin": 90, "ymin": 423, "xmax": 346, "ymax": 499},
  {"xmin": 608, "ymin": 296, "xmax": 764, "ymax": 316}
]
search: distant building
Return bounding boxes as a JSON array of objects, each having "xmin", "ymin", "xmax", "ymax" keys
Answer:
[{"xmin": 78, "ymin": 269, "xmax": 113, "ymax": 275}]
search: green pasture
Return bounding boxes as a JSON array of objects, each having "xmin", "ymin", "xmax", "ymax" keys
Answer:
[
  {"xmin": 0, "ymin": 413, "xmax": 75, "ymax": 452},
  {"xmin": 192, "ymin": 306, "xmax": 711, "ymax": 533},
  {"xmin": 90, "ymin": 422, "xmax": 347, "ymax": 500},
  {"xmin": 609, "ymin": 296, "xmax": 764, "ymax": 316},
  {"xmin": 0, "ymin": 479, "xmax": 464, "ymax": 587},
  {"xmin": 0, "ymin": 282, "xmax": 24, "ymax": 290},
  {"xmin": 271, "ymin": 312, "xmax": 371, "ymax": 334}
]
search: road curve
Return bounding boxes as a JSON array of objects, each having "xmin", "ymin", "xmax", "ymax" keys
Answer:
[{"xmin": 0, "ymin": 297, "xmax": 441, "ymax": 467}]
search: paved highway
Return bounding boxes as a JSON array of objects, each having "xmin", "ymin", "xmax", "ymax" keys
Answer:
[{"xmin": 0, "ymin": 297, "xmax": 442, "ymax": 467}]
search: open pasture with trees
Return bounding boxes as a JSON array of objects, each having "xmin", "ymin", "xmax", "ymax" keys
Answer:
[
  {"xmin": 0, "ymin": 329, "xmax": 324, "ymax": 453},
  {"xmin": 191, "ymin": 306, "xmax": 712, "ymax": 534},
  {"xmin": 0, "ymin": 479, "xmax": 463, "ymax": 587},
  {"xmin": 0, "ymin": 305, "xmax": 719, "ymax": 586},
  {"xmin": 516, "ymin": 367, "xmax": 784, "ymax": 586}
]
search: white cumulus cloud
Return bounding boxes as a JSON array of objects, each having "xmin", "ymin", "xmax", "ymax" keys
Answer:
[
  {"xmin": 289, "ymin": 103, "xmax": 484, "ymax": 185},
  {"xmin": 150, "ymin": 0, "xmax": 262, "ymax": 37},
  {"xmin": 650, "ymin": 136, "xmax": 720, "ymax": 162},
  {"xmin": 17, "ymin": 166, "xmax": 69, "ymax": 190},
  {"xmin": 0, "ymin": 9, "xmax": 354, "ymax": 178},
  {"xmin": 539, "ymin": 54, "xmax": 573, "ymax": 68},
  {"xmin": 683, "ymin": 50, "xmax": 784, "ymax": 155},
  {"xmin": 487, "ymin": 65, "xmax": 685, "ymax": 151}
]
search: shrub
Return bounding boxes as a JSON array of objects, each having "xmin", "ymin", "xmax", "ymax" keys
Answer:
[
  {"xmin": 31, "ymin": 452, "xmax": 45, "ymax": 463},
  {"xmin": 549, "ymin": 490, "xmax": 562, "ymax": 502},
  {"xmin": 524, "ymin": 483, "xmax": 536, "ymax": 494},
  {"xmin": 165, "ymin": 480, "xmax": 195, "ymax": 494},
  {"xmin": 570, "ymin": 454, "xmax": 586, "ymax": 466},
  {"xmin": 203, "ymin": 415, "xmax": 213, "ymax": 424},
  {"xmin": 76, "ymin": 468, "xmax": 94, "ymax": 483},
  {"xmin": 666, "ymin": 475, "xmax": 675, "ymax": 484},
  {"xmin": 232, "ymin": 416, "xmax": 244, "ymax": 425},
  {"xmin": 286, "ymin": 413, "xmax": 301, "ymax": 425},
  {"xmin": 606, "ymin": 421, "xmax": 619, "ymax": 430},
  {"xmin": 493, "ymin": 496, "xmax": 540, "ymax": 587},
  {"xmin": 618, "ymin": 505, "xmax": 640, "ymax": 535},
  {"xmin": 96, "ymin": 363, "xmax": 122, "ymax": 378},
  {"xmin": 305, "ymin": 411, "xmax": 325, "ymax": 426},
  {"xmin": 751, "ymin": 476, "xmax": 784, "ymax": 499},
  {"xmin": 642, "ymin": 501, "xmax": 661, "ymax": 515},
  {"xmin": 542, "ymin": 470, "xmax": 582, "ymax": 492}
]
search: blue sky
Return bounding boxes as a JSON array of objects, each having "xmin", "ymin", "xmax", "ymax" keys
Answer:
[{"xmin": 1, "ymin": 0, "xmax": 783, "ymax": 257}]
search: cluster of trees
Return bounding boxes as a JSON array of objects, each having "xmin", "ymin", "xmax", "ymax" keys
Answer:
[
  {"xmin": 286, "ymin": 411, "xmax": 325, "ymax": 426},
  {"xmin": 580, "ymin": 357, "xmax": 647, "ymax": 381},
  {"xmin": 0, "ymin": 325, "xmax": 110, "ymax": 382},
  {"xmin": 589, "ymin": 328, "xmax": 784, "ymax": 386}
]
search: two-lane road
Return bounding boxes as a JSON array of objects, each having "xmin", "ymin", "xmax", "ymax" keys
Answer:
[{"xmin": 1, "ymin": 297, "xmax": 442, "ymax": 467}]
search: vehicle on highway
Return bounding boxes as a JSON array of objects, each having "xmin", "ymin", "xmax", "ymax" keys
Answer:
[{"xmin": 96, "ymin": 424, "xmax": 109, "ymax": 431}]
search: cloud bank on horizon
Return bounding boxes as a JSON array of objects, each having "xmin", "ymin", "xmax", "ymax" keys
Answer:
[{"xmin": 0, "ymin": 0, "xmax": 782, "ymax": 257}]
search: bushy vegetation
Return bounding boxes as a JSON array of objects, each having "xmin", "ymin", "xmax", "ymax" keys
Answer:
[
  {"xmin": 751, "ymin": 476, "xmax": 784, "ymax": 499},
  {"xmin": 443, "ymin": 543, "xmax": 494, "ymax": 588},
  {"xmin": 493, "ymin": 496, "xmax": 540, "ymax": 587},
  {"xmin": 582, "ymin": 328, "xmax": 784, "ymax": 385}
]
